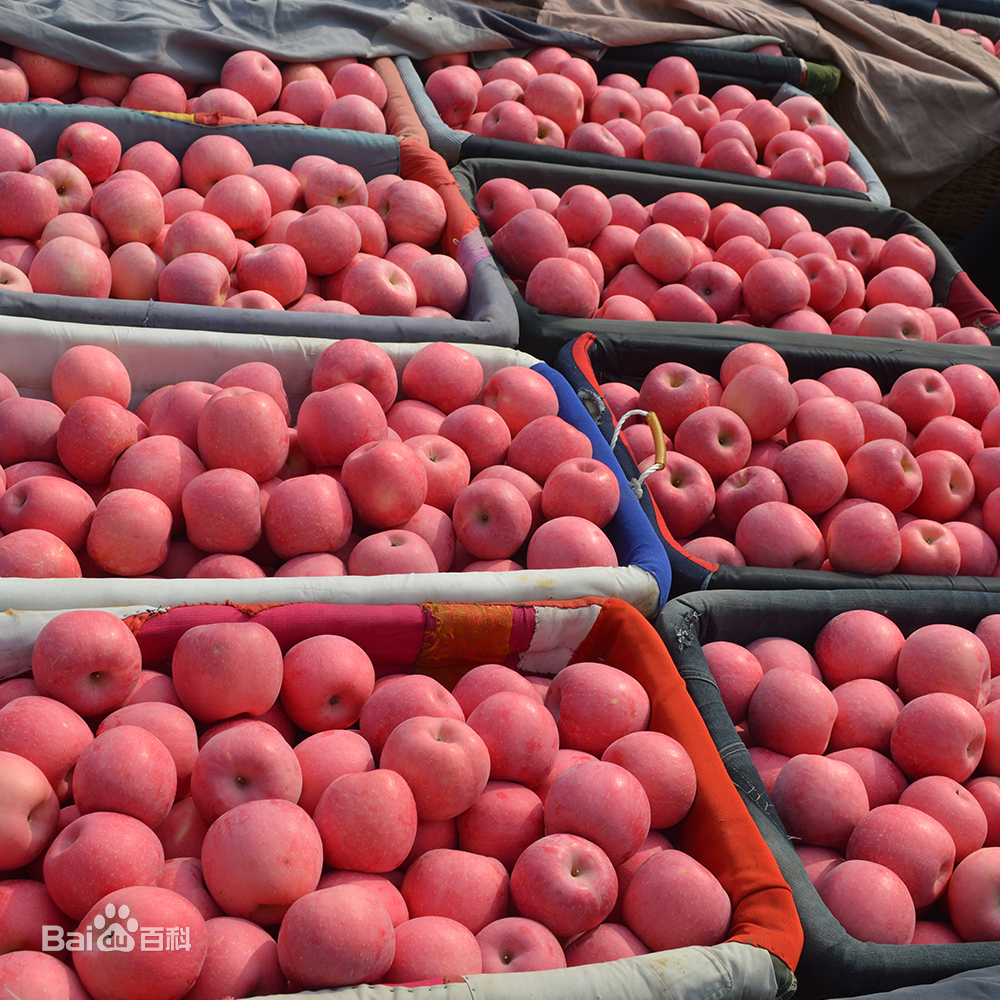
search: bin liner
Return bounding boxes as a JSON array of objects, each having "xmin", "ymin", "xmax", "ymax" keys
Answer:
[
  {"xmin": 116, "ymin": 594, "xmax": 804, "ymax": 997},
  {"xmin": 656, "ymin": 587, "xmax": 1000, "ymax": 998},
  {"xmin": 0, "ymin": 327, "xmax": 670, "ymax": 633},
  {"xmin": 556, "ymin": 328, "xmax": 1000, "ymax": 596},
  {"xmin": 397, "ymin": 53, "xmax": 887, "ymax": 206},
  {"xmin": 449, "ymin": 156, "xmax": 1000, "ymax": 365},
  {"xmin": 0, "ymin": 102, "xmax": 519, "ymax": 346}
]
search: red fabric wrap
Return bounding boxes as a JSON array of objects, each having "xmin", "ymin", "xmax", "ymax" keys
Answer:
[
  {"xmin": 398, "ymin": 137, "xmax": 480, "ymax": 259},
  {"xmin": 375, "ymin": 56, "xmax": 429, "ymax": 147},
  {"xmin": 573, "ymin": 599, "xmax": 804, "ymax": 972},
  {"xmin": 946, "ymin": 270, "xmax": 1000, "ymax": 330}
]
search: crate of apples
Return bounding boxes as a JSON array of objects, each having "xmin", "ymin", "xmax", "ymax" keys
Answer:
[
  {"xmin": 400, "ymin": 46, "xmax": 888, "ymax": 204},
  {"xmin": 451, "ymin": 156, "xmax": 1000, "ymax": 364},
  {"xmin": 0, "ymin": 102, "xmax": 519, "ymax": 346},
  {"xmin": 0, "ymin": 324, "xmax": 671, "ymax": 619},
  {"xmin": 558, "ymin": 328, "xmax": 1000, "ymax": 595},
  {"xmin": 0, "ymin": 594, "xmax": 802, "ymax": 998},
  {"xmin": 657, "ymin": 587, "xmax": 1000, "ymax": 996},
  {"xmin": 1, "ymin": 43, "xmax": 402, "ymax": 134}
]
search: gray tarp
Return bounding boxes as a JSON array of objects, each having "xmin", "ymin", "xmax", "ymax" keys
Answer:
[
  {"xmin": 0, "ymin": 0, "xmax": 591, "ymax": 77},
  {"xmin": 0, "ymin": 0, "xmax": 997, "ymax": 206}
]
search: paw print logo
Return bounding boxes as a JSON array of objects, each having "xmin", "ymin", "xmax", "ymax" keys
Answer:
[{"xmin": 93, "ymin": 903, "xmax": 138, "ymax": 952}]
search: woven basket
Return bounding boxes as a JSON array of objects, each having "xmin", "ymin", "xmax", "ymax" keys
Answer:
[{"xmin": 911, "ymin": 143, "xmax": 1000, "ymax": 247}]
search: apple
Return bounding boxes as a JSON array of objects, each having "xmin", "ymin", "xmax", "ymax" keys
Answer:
[
  {"xmin": 673, "ymin": 405, "xmax": 752, "ymax": 484},
  {"xmin": 895, "ymin": 519, "xmax": 961, "ymax": 576},
  {"xmin": 509, "ymin": 833, "xmax": 617, "ymax": 938},
  {"xmin": 524, "ymin": 73, "xmax": 585, "ymax": 135},
  {"xmin": 480, "ymin": 99, "xmax": 539, "ymax": 143},
  {"xmin": 0, "ymin": 170, "xmax": 61, "ymax": 241},
  {"xmin": 947, "ymin": 847, "xmax": 1000, "ymax": 941},
  {"xmin": 425, "ymin": 65, "xmax": 479, "ymax": 126},
  {"xmin": 818, "ymin": 858, "xmax": 915, "ymax": 945},
  {"xmin": 477, "ymin": 916, "xmax": 566, "ymax": 973},
  {"xmin": 170, "ymin": 620, "xmax": 283, "ymax": 724},
  {"xmin": 0, "ymin": 528, "xmax": 82, "ymax": 579},
  {"xmin": 891, "ymin": 690, "xmax": 986, "ymax": 784},
  {"xmin": 347, "ymin": 529, "xmax": 439, "ymax": 575},
  {"xmin": 462, "ymin": 691, "xmax": 557, "ymax": 789},
  {"xmin": 72, "ymin": 724, "xmax": 177, "ymax": 828},
  {"xmin": 742, "ymin": 256, "xmax": 812, "ymax": 325},
  {"xmin": 340, "ymin": 438, "xmax": 428, "ymax": 529},
  {"xmin": 158, "ymin": 251, "xmax": 230, "ymax": 306},
  {"xmin": 735, "ymin": 501, "xmax": 826, "ymax": 570},
  {"xmin": 769, "ymin": 752, "xmax": 868, "ymax": 852},
  {"xmin": 543, "ymin": 660, "xmax": 650, "ymax": 757},
  {"xmin": 376, "ymin": 178, "xmax": 447, "ymax": 249},
  {"xmin": 847, "ymin": 803, "xmax": 956, "ymax": 910},
  {"xmin": 401, "ymin": 847, "xmax": 508, "ymax": 934},
  {"xmin": 0, "ymin": 59, "xmax": 29, "ymax": 103},
  {"xmin": 386, "ymin": 915, "xmax": 482, "ymax": 982},
  {"xmin": 278, "ymin": 884, "xmax": 395, "ymax": 989},
  {"xmin": 201, "ymin": 798, "xmax": 322, "ymax": 925},
  {"xmin": 380, "ymin": 715, "xmax": 491, "ymax": 821},
  {"xmin": 30, "ymin": 608, "xmax": 141, "ymax": 716},
  {"xmin": 623, "ymin": 848, "xmax": 732, "ymax": 950},
  {"xmin": 490, "ymin": 207, "xmax": 569, "ymax": 281},
  {"xmin": 0, "ymin": 750, "xmax": 61, "ymax": 869},
  {"xmin": 525, "ymin": 255, "xmax": 600, "ymax": 318},
  {"xmin": 42, "ymin": 810, "xmax": 166, "ymax": 921},
  {"xmin": 180, "ymin": 467, "xmax": 262, "ymax": 556},
  {"xmin": 191, "ymin": 720, "xmax": 302, "ymax": 824},
  {"xmin": 456, "ymin": 778, "xmax": 545, "ymax": 872},
  {"xmin": 474, "ymin": 177, "xmax": 537, "ymax": 232},
  {"xmin": 278, "ymin": 632, "xmax": 374, "ymax": 734}
]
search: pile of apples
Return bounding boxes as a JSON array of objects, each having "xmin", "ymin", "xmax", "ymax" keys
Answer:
[
  {"xmin": 0, "ymin": 118, "xmax": 471, "ymax": 315},
  {"xmin": 420, "ymin": 48, "xmax": 867, "ymax": 193},
  {"xmin": 705, "ymin": 608, "xmax": 1000, "ymax": 944},
  {"xmin": 0, "ymin": 339, "xmax": 625, "ymax": 580},
  {"xmin": 606, "ymin": 340, "xmax": 1000, "ymax": 577},
  {"xmin": 0, "ymin": 45, "xmax": 391, "ymax": 133},
  {"xmin": 477, "ymin": 174, "xmax": 988, "ymax": 339},
  {"xmin": 0, "ymin": 608, "xmax": 725, "ymax": 998}
]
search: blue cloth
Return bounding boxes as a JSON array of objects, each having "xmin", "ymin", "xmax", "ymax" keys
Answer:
[{"xmin": 533, "ymin": 362, "xmax": 674, "ymax": 613}]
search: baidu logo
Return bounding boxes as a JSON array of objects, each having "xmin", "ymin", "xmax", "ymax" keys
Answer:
[{"xmin": 43, "ymin": 903, "xmax": 192, "ymax": 953}]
